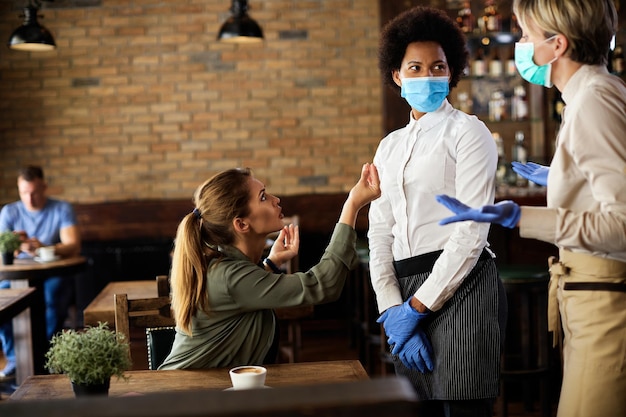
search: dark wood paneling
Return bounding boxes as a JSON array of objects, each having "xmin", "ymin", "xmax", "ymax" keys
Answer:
[{"xmin": 74, "ymin": 194, "xmax": 368, "ymax": 243}]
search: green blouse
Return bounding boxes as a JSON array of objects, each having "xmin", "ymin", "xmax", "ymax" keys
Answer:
[{"xmin": 159, "ymin": 223, "xmax": 358, "ymax": 369}]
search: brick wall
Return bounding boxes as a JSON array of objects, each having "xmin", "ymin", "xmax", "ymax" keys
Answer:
[{"xmin": 0, "ymin": 0, "xmax": 383, "ymax": 204}]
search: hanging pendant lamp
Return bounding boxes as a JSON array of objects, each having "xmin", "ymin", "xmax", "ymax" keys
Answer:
[
  {"xmin": 217, "ymin": 0, "xmax": 264, "ymax": 44},
  {"xmin": 8, "ymin": 2, "xmax": 56, "ymax": 52}
]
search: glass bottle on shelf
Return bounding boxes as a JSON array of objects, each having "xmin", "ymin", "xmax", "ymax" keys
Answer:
[
  {"xmin": 472, "ymin": 47, "xmax": 487, "ymax": 77},
  {"xmin": 489, "ymin": 89, "xmax": 507, "ymax": 121},
  {"xmin": 505, "ymin": 47, "xmax": 517, "ymax": 76},
  {"xmin": 456, "ymin": 1, "xmax": 475, "ymax": 34},
  {"xmin": 512, "ymin": 130, "xmax": 528, "ymax": 187},
  {"xmin": 479, "ymin": 0, "xmax": 501, "ymax": 33},
  {"xmin": 511, "ymin": 85, "xmax": 528, "ymax": 121},
  {"xmin": 489, "ymin": 47, "xmax": 503, "ymax": 77},
  {"xmin": 493, "ymin": 132, "xmax": 508, "ymax": 188}
]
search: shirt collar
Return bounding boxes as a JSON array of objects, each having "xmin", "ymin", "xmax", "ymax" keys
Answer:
[
  {"xmin": 561, "ymin": 65, "xmax": 608, "ymax": 104},
  {"xmin": 408, "ymin": 99, "xmax": 454, "ymax": 133}
]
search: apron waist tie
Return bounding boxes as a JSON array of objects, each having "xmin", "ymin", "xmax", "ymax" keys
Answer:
[
  {"xmin": 547, "ymin": 250, "xmax": 626, "ymax": 348},
  {"xmin": 548, "ymin": 256, "xmax": 568, "ymax": 348}
]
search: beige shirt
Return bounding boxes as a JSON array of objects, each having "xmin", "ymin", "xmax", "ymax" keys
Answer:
[{"xmin": 519, "ymin": 65, "xmax": 626, "ymax": 263}]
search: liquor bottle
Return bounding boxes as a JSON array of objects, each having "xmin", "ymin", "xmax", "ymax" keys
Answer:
[
  {"xmin": 511, "ymin": 85, "xmax": 528, "ymax": 121},
  {"xmin": 493, "ymin": 132, "xmax": 508, "ymax": 187},
  {"xmin": 489, "ymin": 89, "xmax": 507, "ymax": 121},
  {"xmin": 472, "ymin": 48, "xmax": 487, "ymax": 77},
  {"xmin": 480, "ymin": 0, "xmax": 501, "ymax": 33},
  {"xmin": 456, "ymin": 1, "xmax": 475, "ymax": 34},
  {"xmin": 512, "ymin": 130, "xmax": 528, "ymax": 186},
  {"xmin": 505, "ymin": 47, "xmax": 517, "ymax": 76},
  {"xmin": 489, "ymin": 47, "xmax": 503, "ymax": 77}
]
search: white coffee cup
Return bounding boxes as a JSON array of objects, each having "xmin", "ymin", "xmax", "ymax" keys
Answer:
[
  {"xmin": 36, "ymin": 246, "xmax": 56, "ymax": 261},
  {"xmin": 228, "ymin": 365, "xmax": 267, "ymax": 390}
]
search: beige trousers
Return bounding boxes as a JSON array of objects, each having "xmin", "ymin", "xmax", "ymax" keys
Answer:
[{"xmin": 548, "ymin": 250, "xmax": 626, "ymax": 417}]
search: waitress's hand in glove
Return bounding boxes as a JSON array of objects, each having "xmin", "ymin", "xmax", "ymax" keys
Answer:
[
  {"xmin": 377, "ymin": 298, "xmax": 429, "ymax": 354},
  {"xmin": 398, "ymin": 329, "xmax": 434, "ymax": 373},
  {"xmin": 436, "ymin": 195, "xmax": 521, "ymax": 229},
  {"xmin": 511, "ymin": 161, "xmax": 549, "ymax": 187}
]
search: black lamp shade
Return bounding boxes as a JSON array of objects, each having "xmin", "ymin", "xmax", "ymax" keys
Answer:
[
  {"xmin": 8, "ymin": 6, "xmax": 56, "ymax": 52},
  {"xmin": 217, "ymin": 0, "xmax": 264, "ymax": 43}
]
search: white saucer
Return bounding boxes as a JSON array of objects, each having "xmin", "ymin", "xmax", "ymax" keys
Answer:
[
  {"xmin": 223, "ymin": 385, "xmax": 272, "ymax": 391},
  {"xmin": 34, "ymin": 256, "xmax": 61, "ymax": 263}
]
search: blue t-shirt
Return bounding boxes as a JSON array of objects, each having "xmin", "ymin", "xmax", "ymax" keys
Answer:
[{"xmin": 0, "ymin": 198, "xmax": 77, "ymax": 259}]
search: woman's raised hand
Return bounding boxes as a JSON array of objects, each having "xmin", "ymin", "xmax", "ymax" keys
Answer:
[
  {"xmin": 339, "ymin": 163, "xmax": 381, "ymax": 228},
  {"xmin": 268, "ymin": 223, "xmax": 300, "ymax": 267},
  {"xmin": 350, "ymin": 163, "xmax": 381, "ymax": 209}
]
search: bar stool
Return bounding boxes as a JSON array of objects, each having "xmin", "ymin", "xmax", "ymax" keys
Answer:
[{"xmin": 498, "ymin": 264, "xmax": 553, "ymax": 417}]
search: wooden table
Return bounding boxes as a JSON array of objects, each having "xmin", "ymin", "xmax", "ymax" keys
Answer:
[
  {"xmin": 84, "ymin": 280, "xmax": 158, "ymax": 329},
  {"xmin": 10, "ymin": 360, "xmax": 368, "ymax": 400},
  {"xmin": 0, "ymin": 288, "xmax": 36, "ymax": 324},
  {"xmin": 0, "ymin": 256, "xmax": 87, "ymax": 383}
]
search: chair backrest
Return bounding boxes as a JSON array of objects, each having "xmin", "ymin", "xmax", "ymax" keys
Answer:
[
  {"xmin": 114, "ymin": 293, "xmax": 176, "ymax": 369},
  {"xmin": 156, "ymin": 274, "xmax": 170, "ymax": 297},
  {"xmin": 146, "ymin": 325, "xmax": 176, "ymax": 370}
]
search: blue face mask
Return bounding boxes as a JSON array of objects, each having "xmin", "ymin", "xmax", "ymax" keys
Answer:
[
  {"xmin": 514, "ymin": 36, "xmax": 557, "ymax": 88},
  {"xmin": 400, "ymin": 76, "xmax": 449, "ymax": 113}
]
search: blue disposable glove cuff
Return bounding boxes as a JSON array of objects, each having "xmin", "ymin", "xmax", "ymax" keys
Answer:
[
  {"xmin": 495, "ymin": 201, "xmax": 521, "ymax": 228},
  {"xmin": 436, "ymin": 195, "xmax": 521, "ymax": 229},
  {"xmin": 377, "ymin": 298, "xmax": 429, "ymax": 355}
]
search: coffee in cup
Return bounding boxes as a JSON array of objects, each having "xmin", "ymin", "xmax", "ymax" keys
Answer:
[
  {"xmin": 36, "ymin": 246, "xmax": 56, "ymax": 261},
  {"xmin": 228, "ymin": 365, "xmax": 267, "ymax": 390}
]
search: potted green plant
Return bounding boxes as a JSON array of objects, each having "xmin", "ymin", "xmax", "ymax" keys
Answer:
[
  {"xmin": 45, "ymin": 322, "xmax": 132, "ymax": 397},
  {"xmin": 0, "ymin": 230, "xmax": 21, "ymax": 265}
]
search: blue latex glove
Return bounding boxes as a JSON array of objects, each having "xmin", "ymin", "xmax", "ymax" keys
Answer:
[
  {"xmin": 511, "ymin": 161, "xmax": 549, "ymax": 187},
  {"xmin": 397, "ymin": 329, "xmax": 434, "ymax": 373},
  {"xmin": 377, "ymin": 298, "xmax": 429, "ymax": 354},
  {"xmin": 436, "ymin": 195, "xmax": 521, "ymax": 229}
]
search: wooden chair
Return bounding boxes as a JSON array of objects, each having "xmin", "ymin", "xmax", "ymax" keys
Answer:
[
  {"xmin": 114, "ymin": 293, "xmax": 176, "ymax": 370},
  {"xmin": 156, "ymin": 274, "xmax": 170, "ymax": 298}
]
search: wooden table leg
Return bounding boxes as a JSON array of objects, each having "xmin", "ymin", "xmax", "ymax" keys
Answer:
[{"xmin": 10, "ymin": 280, "xmax": 47, "ymax": 385}]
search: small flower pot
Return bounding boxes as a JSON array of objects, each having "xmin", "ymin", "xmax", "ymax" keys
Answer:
[
  {"xmin": 1, "ymin": 252, "xmax": 14, "ymax": 265},
  {"xmin": 71, "ymin": 379, "xmax": 110, "ymax": 397}
]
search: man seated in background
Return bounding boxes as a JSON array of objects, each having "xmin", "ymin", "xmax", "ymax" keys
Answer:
[{"xmin": 0, "ymin": 165, "xmax": 81, "ymax": 380}]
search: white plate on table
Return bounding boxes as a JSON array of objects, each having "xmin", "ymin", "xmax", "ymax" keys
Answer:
[{"xmin": 34, "ymin": 256, "xmax": 61, "ymax": 263}]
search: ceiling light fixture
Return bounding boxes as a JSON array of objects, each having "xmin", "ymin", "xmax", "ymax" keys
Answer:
[
  {"xmin": 217, "ymin": 0, "xmax": 264, "ymax": 44},
  {"xmin": 8, "ymin": 0, "xmax": 56, "ymax": 52}
]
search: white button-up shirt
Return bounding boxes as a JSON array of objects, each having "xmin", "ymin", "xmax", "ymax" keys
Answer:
[{"xmin": 368, "ymin": 100, "xmax": 497, "ymax": 312}]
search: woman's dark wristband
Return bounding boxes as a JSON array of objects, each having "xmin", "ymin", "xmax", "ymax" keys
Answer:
[{"xmin": 263, "ymin": 258, "xmax": 282, "ymax": 273}]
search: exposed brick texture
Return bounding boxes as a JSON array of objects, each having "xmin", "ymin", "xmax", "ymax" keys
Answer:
[{"xmin": 0, "ymin": 0, "xmax": 383, "ymax": 204}]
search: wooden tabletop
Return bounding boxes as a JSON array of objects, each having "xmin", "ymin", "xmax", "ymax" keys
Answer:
[
  {"xmin": 10, "ymin": 360, "xmax": 369, "ymax": 401},
  {"xmin": 0, "ymin": 288, "xmax": 36, "ymax": 323},
  {"xmin": 0, "ymin": 256, "xmax": 87, "ymax": 282},
  {"xmin": 84, "ymin": 280, "xmax": 157, "ymax": 328},
  {"xmin": 2, "ymin": 377, "xmax": 418, "ymax": 417}
]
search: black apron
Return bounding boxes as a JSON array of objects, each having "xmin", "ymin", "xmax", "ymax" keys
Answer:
[{"xmin": 391, "ymin": 250, "xmax": 506, "ymax": 400}]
